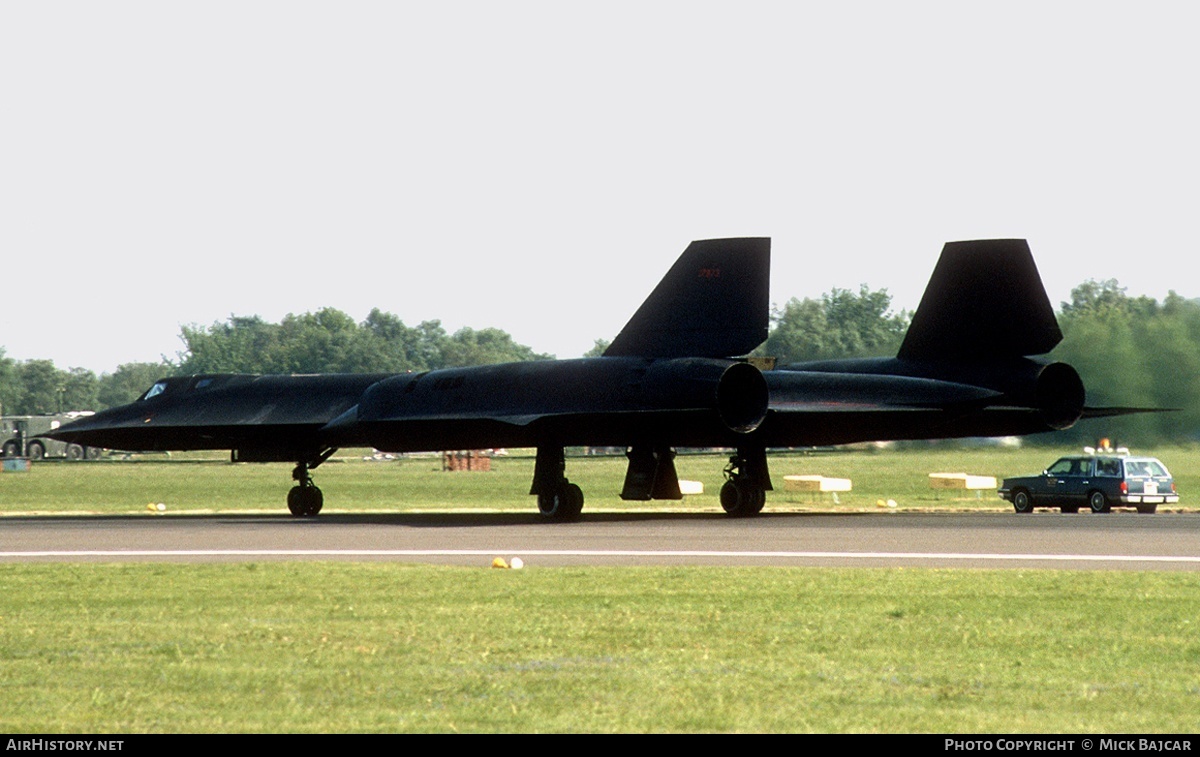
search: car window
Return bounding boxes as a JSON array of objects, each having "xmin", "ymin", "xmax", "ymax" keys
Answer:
[
  {"xmin": 1145, "ymin": 461, "xmax": 1169, "ymax": 477},
  {"xmin": 1127, "ymin": 460, "xmax": 1168, "ymax": 477},
  {"xmin": 1048, "ymin": 459, "xmax": 1086, "ymax": 476},
  {"xmin": 1096, "ymin": 459, "xmax": 1121, "ymax": 476}
]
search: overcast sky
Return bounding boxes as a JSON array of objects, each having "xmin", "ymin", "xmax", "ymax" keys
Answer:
[{"xmin": 3, "ymin": 2, "xmax": 1197, "ymax": 374}]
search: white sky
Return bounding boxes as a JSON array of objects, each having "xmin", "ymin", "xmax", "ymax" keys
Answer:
[{"xmin": 3, "ymin": 2, "xmax": 1197, "ymax": 374}]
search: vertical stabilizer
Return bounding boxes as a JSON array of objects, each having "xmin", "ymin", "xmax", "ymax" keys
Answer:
[
  {"xmin": 604, "ymin": 238, "xmax": 770, "ymax": 358},
  {"xmin": 898, "ymin": 239, "xmax": 1062, "ymax": 361}
]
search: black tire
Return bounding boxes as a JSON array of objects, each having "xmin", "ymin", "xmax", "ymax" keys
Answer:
[
  {"xmin": 26, "ymin": 442, "xmax": 45, "ymax": 461},
  {"xmin": 720, "ymin": 480, "xmax": 744, "ymax": 515},
  {"xmin": 85, "ymin": 447, "xmax": 103, "ymax": 460},
  {"xmin": 720, "ymin": 480, "xmax": 765, "ymax": 517},
  {"xmin": 747, "ymin": 486, "xmax": 766, "ymax": 515},
  {"xmin": 562, "ymin": 483, "xmax": 584, "ymax": 519},
  {"xmin": 287, "ymin": 485, "xmax": 323, "ymax": 517},
  {"xmin": 66, "ymin": 444, "xmax": 85, "ymax": 461},
  {"xmin": 1088, "ymin": 490, "xmax": 1111, "ymax": 514},
  {"xmin": 537, "ymin": 483, "xmax": 583, "ymax": 520},
  {"xmin": 1, "ymin": 441, "xmax": 17, "ymax": 458},
  {"xmin": 1012, "ymin": 489, "xmax": 1034, "ymax": 513}
]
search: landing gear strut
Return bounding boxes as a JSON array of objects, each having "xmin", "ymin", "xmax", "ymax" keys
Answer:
[
  {"xmin": 531, "ymin": 446, "xmax": 584, "ymax": 520},
  {"xmin": 720, "ymin": 446, "xmax": 771, "ymax": 517},
  {"xmin": 287, "ymin": 448, "xmax": 336, "ymax": 517},
  {"xmin": 620, "ymin": 445, "xmax": 682, "ymax": 501}
]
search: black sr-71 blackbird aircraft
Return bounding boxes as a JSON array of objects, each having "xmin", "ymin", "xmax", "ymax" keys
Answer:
[{"xmin": 51, "ymin": 237, "xmax": 1133, "ymax": 519}]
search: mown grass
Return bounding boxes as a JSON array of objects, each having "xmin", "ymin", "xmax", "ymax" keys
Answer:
[
  {"xmin": 2, "ymin": 563, "xmax": 1199, "ymax": 733},
  {"xmin": 3, "ymin": 445, "xmax": 1198, "ymax": 732},
  {"xmin": 1, "ymin": 445, "xmax": 1196, "ymax": 514}
]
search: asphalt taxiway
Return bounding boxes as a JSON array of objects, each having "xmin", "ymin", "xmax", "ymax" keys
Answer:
[{"xmin": 3, "ymin": 511, "xmax": 1199, "ymax": 570}]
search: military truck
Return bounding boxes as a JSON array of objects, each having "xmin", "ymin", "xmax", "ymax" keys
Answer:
[{"xmin": 1, "ymin": 413, "xmax": 102, "ymax": 460}]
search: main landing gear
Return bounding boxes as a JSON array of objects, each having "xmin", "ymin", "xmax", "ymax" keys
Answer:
[
  {"xmin": 530, "ymin": 444, "xmax": 772, "ymax": 520},
  {"xmin": 287, "ymin": 449, "xmax": 336, "ymax": 517},
  {"xmin": 531, "ymin": 446, "xmax": 584, "ymax": 520},
  {"xmin": 720, "ymin": 446, "xmax": 771, "ymax": 517}
]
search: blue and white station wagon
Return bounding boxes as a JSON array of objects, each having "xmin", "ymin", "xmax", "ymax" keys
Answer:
[{"xmin": 999, "ymin": 453, "xmax": 1179, "ymax": 514}]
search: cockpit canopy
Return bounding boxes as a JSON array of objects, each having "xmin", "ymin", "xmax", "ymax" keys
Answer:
[{"xmin": 137, "ymin": 375, "xmax": 255, "ymax": 401}]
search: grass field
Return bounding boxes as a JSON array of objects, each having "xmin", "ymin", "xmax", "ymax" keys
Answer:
[
  {"xmin": 2, "ymin": 444, "xmax": 1197, "ymax": 515},
  {"xmin": 2, "ymin": 445, "xmax": 1198, "ymax": 732},
  {"xmin": 2, "ymin": 564, "xmax": 1199, "ymax": 733}
]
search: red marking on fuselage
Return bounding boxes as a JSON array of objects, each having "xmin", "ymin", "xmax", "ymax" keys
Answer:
[{"xmin": 698, "ymin": 268, "xmax": 721, "ymax": 279}]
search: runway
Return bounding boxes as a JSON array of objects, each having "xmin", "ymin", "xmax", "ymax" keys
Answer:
[{"xmin": 3, "ymin": 511, "xmax": 1200, "ymax": 570}]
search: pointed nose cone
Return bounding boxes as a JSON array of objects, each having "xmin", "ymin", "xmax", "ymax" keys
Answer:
[
  {"xmin": 41, "ymin": 405, "xmax": 143, "ymax": 449},
  {"xmin": 43, "ymin": 415, "xmax": 96, "ymax": 444}
]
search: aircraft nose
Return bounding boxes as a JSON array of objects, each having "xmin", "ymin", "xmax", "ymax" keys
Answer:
[
  {"xmin": 42, "ymin": 409, "xmax": 128, "ymax": 447},
  {"xmin": 43, "ymin": 417, "xmax": 93, "ymax": 443}
]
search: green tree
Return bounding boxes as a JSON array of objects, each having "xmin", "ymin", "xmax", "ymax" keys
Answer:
[
  {"xmin": 438, "ymin": 327, "xmax": 552, "ymax": 368},
  {"xmin": 762, "ymin": 285, "xmax": 909, "ymax": 363},
  {"xmin": 98, "ymin": 362, "xmax": 172, "ymax": 409},
  {"xmin": 14, "ymin": 360, "xmax": 66, "ymax": 414},
  {"xmin": 362, "ymin": 309, "xmax": 428, "ymax": 371},
  {"xmin": 411, "ymin": 320, "xmax": 451, "ymax": 370},
  {"xmin": 1061, "ymin": 279, "xmax": 1159, "ymax": 318},
  {"xmin": 60, "ymin": 367, "xmax": 98, "ymax": 412},
  {"xmin": 0, "ymin": 348, "xmax": 16, "ymax": 415},
  {"xmin": 275, "ymin": 308, "xmax": 374, "ymax": 373},
  {"xmin": 1053, "ymin": 281, "xmax": 1200, "ymax": 444},
  {"xmin": 178, "ymin": 315, "xmax": 282, "ymax": 374},
  {"xmin": 174, "ymin": 310, "xmax": 550, "ymax": 375},
  {"xmin": 583, "ymin": 339, "xmax": 611, "ymax": 358}
]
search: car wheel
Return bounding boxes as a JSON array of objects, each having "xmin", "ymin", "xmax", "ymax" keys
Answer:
[
  {"xmin": 1088, "ymin": 491, "xmax": 1111, "ymax": 513},
  {"xmin": 1012, "ymin": 489, "xmax": 1034, "ymax": 514}
]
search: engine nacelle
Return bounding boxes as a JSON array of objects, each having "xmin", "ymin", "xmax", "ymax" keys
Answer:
[
  {"xmin": 1032, "ymin": 361, "xmax": 1086, "ymax": 430},
  {"xmin": 781, "ymin": 356, "xmax": 1088, "ymax": 433},
  {"xmin": 639, "ymin": 358, "xmax": 769, "ymax": 434},
  {"xmin": 347, "ymin": 356, "xmax": 770, "ymax": 452}
]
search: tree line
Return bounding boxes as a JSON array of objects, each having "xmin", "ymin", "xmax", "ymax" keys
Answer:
[
  {"xmin": 1051, "ymin": 281, "xmax": 1200, "ymax": 445},
  {"xmin": 0, "ymin": 308, "xmax": 551, "ymax": 415},
  {"xmin": 2, "ymin": 285, "xmax": 1197, "ymax": 443},
  {"xmin": 759, "ymin": 280, "xmax": 1200, "ymax": 445}
]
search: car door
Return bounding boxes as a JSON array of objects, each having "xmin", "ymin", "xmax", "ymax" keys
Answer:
[
  {"xmin": 1044, "ymin": 457, "xmax": 1091, "ymax": 506},
  {"xmin": 1093, "ymin": 457, "xmax": 1123, "ymax": 501}
]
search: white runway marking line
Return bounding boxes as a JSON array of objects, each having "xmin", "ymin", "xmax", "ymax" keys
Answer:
[{"xmin": 3, "ymin": 549, "xmax": 1200, "ymax": 564}]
